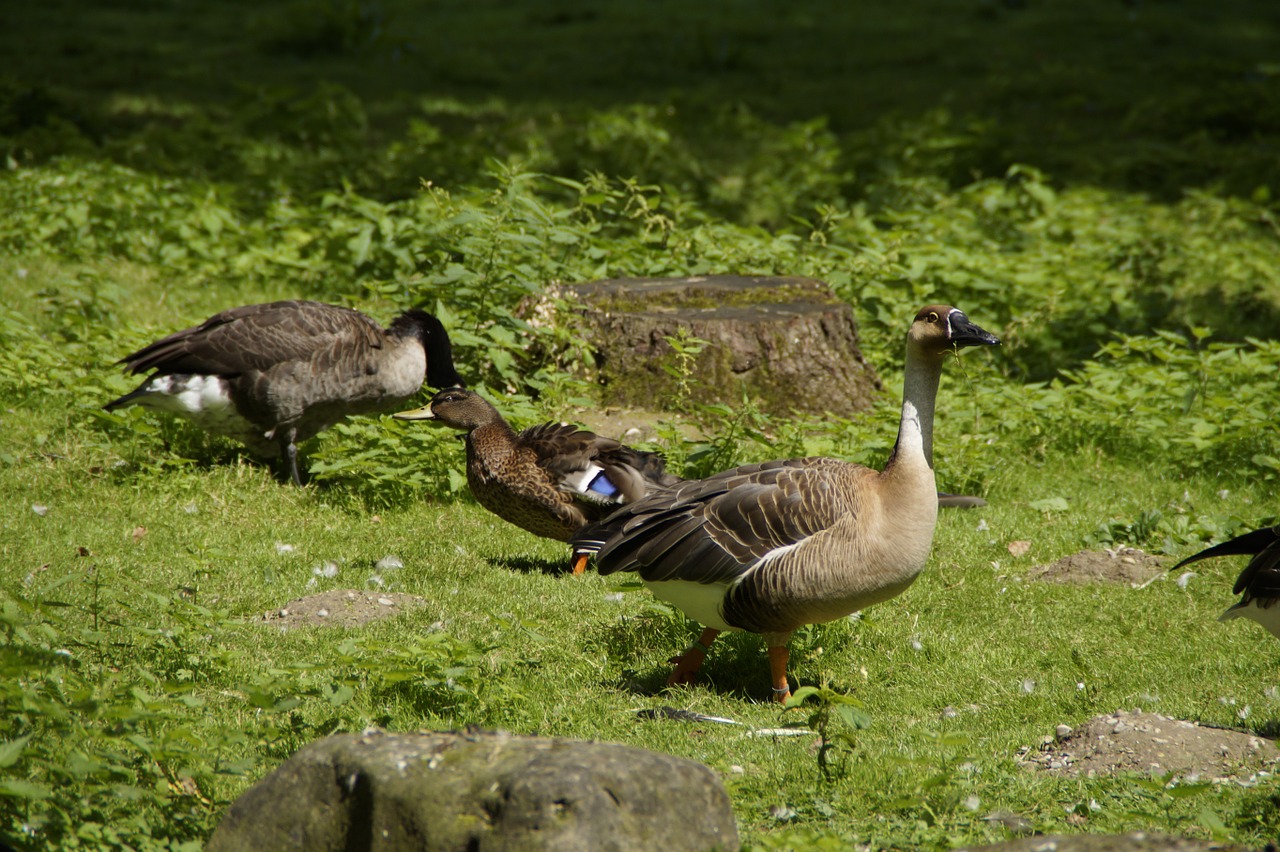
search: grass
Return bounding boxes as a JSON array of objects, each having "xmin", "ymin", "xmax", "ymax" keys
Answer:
[
  {"xmin": 6, "ymin": 444, "xmax": 1279, "ymax": 849},
  {"xmin": 3, "ymin": 270, "xmax": 1278, "ymax": 847},
  {"xmin": 5, "ymin": 0, "xmax": 1280, "ymax": 848}
]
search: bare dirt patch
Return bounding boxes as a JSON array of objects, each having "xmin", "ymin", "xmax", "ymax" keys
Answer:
[
  {"xmin": 572, "ymin": 407, "xmax": 699, "ymax": 444},
  {"xmin": 1021, "ymin": 710, "xmax": 1279, "ymax": 781},
  {"xmin": 1028, "ymin": 548, "xmax": 1164, "ymax": 586},
  {"xmin": 256, "ymin": 589, "xmax": 427, "ymax": 629}
]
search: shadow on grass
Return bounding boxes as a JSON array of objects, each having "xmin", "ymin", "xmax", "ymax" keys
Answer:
[{"xmin": 487, "ymin": 554, "xmax": 572, "ymax": 576}]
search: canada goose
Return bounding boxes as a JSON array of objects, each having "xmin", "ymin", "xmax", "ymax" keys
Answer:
[
  {"xmin": 570, "ymin": 305, "xmax": 1000, "ymax": 702},
  {"xmin": 394, "ymin": 388, "xmax": 680, "ymax": 573},
  {"xmin": 1172, "ymin": 525, "xmax": 1280, "ymax": 638},
  {"xmin": 105, "ymin": 300, "xmax": 463, "ymax": 485}
]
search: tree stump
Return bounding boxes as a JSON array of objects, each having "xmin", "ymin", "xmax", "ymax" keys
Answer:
[{"xmin": 564, "ymin": 275, "xmax": 880, "ymax": 417}]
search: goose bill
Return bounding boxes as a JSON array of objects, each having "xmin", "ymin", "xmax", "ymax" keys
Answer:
[{"xmin": 948, "ymin": 310, "xmax": 1001, "ymax": 348}]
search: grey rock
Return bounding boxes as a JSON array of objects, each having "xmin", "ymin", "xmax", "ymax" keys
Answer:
[{"xmin": 207, "ymin": 728, "xmax": 738, "ymax": 852}]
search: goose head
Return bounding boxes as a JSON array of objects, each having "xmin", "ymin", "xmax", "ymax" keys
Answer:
[
  {"xmin": 392, "ymin": 309, "xmax": 466, "ymax": 389},
  {"xmin": 393, "ymin": 387, "xmax": 498, "ymax": 431},
  {"xmin": 908, "ymin": 305, "xmax": 1001, "ymax": 359}
]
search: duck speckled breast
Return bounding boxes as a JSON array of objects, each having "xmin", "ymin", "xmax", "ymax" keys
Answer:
[{"xmin": 465, "ymin": 439, "xmax": 593, "ymax": 542}]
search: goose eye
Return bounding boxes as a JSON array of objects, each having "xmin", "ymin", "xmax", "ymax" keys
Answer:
[{"xmin": 927, "ymin": 311, "xmax": 939, "ymax": 323}]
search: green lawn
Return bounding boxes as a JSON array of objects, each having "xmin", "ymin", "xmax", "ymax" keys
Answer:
[{"xmin": 4, "ymin": 1, "xmax": 1280, "ymax": 849}]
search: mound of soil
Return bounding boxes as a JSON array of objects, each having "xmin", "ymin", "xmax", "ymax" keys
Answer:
[
  {"xmin": 1029, "ymin": 548, "xmax": 1163, "ymax": 586},
  {"xmin": 1021, "ymin": 710, "xmax": 1278, "ymax": 781},
  {"xmin": 257, "ymin": 589, "xmax": 427, "ymax": 629}
]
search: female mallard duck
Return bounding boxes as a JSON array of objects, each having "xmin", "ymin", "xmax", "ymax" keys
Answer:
[
  {"xmin": 105, "ymin": 300, "xmax": 463, "ymax": 485},
  {"xmin": 571, "ymin": 305, "xmax": 1000, "ymax": 702},
  {"xmin": 1172, "ymin": 525, "xmax": 1280, "ymax": 639},
  {"xmin": 394, "ymin": 388, "xmax": 680, "ymax": 573}
]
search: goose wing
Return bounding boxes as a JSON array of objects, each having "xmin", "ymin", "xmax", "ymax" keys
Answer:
[
  {"xmin": 1172, "ymin": 526, "xmax": 1280, "ymax": 596},
  {"xmin": 575, "ymin": 457, "xmax": 857, "ymax": 586},
  {"xmin": 1229, "ymin": 529, "xmax": 1280, "ymax": 600},
  {"xmin": 120, "ymin": 301, "xmax": 383, "ymax": 376}
]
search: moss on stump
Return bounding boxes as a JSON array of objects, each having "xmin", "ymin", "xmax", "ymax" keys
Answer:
[{"xmin": 564, "ymin": 275, "xmax": 880, "ymax": 416}]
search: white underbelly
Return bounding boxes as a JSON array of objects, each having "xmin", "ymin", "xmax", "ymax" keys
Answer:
[
  {"xmin": 644, "ymin": 579, "xmax": 736, "ymax": 632},
  {"xmin": 131, "ymin": 375, "xmax": 274, "ymax": 454}
]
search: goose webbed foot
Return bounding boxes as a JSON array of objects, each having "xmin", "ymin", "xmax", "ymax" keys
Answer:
[
  {"xmin": 277, "ymin": 428, "xmax": 303, "ymax": 486},
  {"xmin": 666, "ymin": 628, "xmax": 720, "ymax": 686}
]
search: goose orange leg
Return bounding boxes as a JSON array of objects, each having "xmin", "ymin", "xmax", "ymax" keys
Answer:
[
  {"xmin": 667, "ymin": 628, "xmax": 720, "ymax": 686},
  {"xmin": 570, "ymin": 551, "xmax": 590, "ymax": 575},
  {"xmin": 767, "ymin": 645, "xmax": 791, "ymax": 703}
]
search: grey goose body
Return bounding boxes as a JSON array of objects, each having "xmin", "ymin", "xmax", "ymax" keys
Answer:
[
  {"xmin": 395, "ymin": 388, "xmax": 679, "ymax": 572},
  {"xmin": 571, "ymin": 305, "xmax": 1000, "ymax": 701},
  {"xmin": 1172, "ymin": 525, "xmax": 1280, "ymax": 638},
  {"xmin": 106, "ymin": 300, "xmax": 463, "ymax": 484}
]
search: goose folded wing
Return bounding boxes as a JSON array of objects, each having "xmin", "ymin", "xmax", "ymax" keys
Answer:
[
  {"xmin": 1236, "ymin": 538, "xmax": 1280, "ymax": 597},
  {"xmin": 122, "ymin": 302, "xmax": 383, "ymax": 376},
  {"xmin": 590, "ymin": 460, "xmax": 850, "ymax": 586}
]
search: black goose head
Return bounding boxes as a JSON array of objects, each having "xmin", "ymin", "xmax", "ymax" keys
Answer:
[
  {"xmin": 909, "ymin": 305, "xmax": 1001, "ymax": 357},
  {"xmin": 393, "ymin": 387, "xmax": 501, "ymax": 432},
  {"xmin": 392, "ymin": 309, "xmax": 466, "ymax": 389}
]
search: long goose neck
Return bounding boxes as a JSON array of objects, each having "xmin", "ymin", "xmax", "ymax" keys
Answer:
[{"xmin": 887, "ymin": 347, "xmax": 944, "ymax": 471}]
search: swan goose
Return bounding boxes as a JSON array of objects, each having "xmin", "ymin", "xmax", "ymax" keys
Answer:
[{"xmin": 570, "ymin": 305, "xmax": 1000, "ymax": 701}]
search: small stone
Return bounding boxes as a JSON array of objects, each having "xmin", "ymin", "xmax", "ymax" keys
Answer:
[
  {"xmin": 31, "ymin": 504, "xmax": 48, "ymax": 516},
  {"xmin": 1007, "ymin": 540, "xmax": 1031, "ymax": 557},
  {"xmin": 317, "ymin": 609, "xmax": 329, "ymax": 618},
  {"xmin": 1056, "ymin": 724, "xmax": 1073, "ymax": 738},
  {"xmin": 377, "ymin": 598, "xmax": 394, "ymax": 607}
]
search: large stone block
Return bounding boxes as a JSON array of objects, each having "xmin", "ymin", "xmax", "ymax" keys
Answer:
[
  {"xmin": 207, "ymin": 728, "xmax": 738, "ymax": 852},
  {"xmin": 564, "ymin": 275, "xmax": 881, "ymax": 416}
]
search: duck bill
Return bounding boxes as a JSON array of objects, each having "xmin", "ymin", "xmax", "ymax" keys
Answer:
[
  {"xmin": 392, "ymin": 404, "xmax": 437, "ymax": 421},
  {"xmin": 950, "ymin": 311, "xmax": 1001, "ymax": 349}
]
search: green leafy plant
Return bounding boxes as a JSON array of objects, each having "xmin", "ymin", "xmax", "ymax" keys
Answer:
[{"xmin": 783, "ymin": 682, "xmax": 871, "ymax": 781}]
